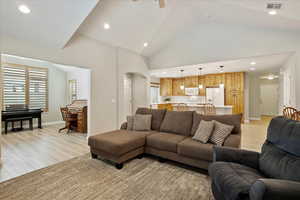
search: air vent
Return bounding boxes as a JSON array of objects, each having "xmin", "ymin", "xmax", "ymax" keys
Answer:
[{"xmin": 267, "ymin": 3, "xmax": 282, "ymax": 9}]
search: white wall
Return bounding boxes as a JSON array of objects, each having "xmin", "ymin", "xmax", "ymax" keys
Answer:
[
  {"xmin": 132, "ymin": 74, "xmax": 148, "ymax": 113},
  {"xmin": 1, "ymin": 55, "xmax": 68, "ymax": 124},
  {"xmin": 249, "ymin": 74, "xmax": 261, "ymax": 119},
  {"xmin": 260, "ymin": 79, "xmax": 279, "ymax": 116},
  {"xmin": 117, "ymin": 48, "xmax": 149, "ymax": 126},
  {"xmin": 1, "ymin": 34, "xmax": 149, "ymax": 136}
]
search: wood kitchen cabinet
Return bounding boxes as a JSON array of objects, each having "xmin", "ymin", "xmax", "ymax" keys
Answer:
[
  {"xmin": 160, "ymin": 78, "xmax": 172, "ymax": 96},
  {"xmin": 198, "ymin": 75, "xmax": 206, "ymax": 96},
  {"xmin": 158, "ymin": 103, "xmax": 173, "ymax": 111},
  {"xmin": 184, "ymin": 76, "xmax": 198, "ymax": 88},
  {"xmin": 205, "ymin": 74, "xmax": 225, "ymax": 87},
  {"xmin": 172, "ymin": 78, "xmax": 185, "ymax": 96},
  {"xmin": 225, "ymin": 72, "xmax": 244, "ymax": 115}
]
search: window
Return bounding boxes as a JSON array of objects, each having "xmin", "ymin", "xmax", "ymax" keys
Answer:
[{"xmin": 2, "ymin": 63, "xmax": 48, "ymax": 111}]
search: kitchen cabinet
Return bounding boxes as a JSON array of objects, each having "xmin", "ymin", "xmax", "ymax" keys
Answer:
[
  {"xmin": 205, "ymin": 74, "xmax": 225, "ymax": 87},
  {"xmin": 184, "ymin": 76, "xmax": 198, "ymax": 88},
  {"xmin": 198, "ymin": 75, "xmax": 206, "ymax": 96},
  {"xmin": 225, "ymin": 72, "xmax": 244, "ymax": 115},
  {"xmin": 158, "ymin": 103, "xmax": 173, "ymax": 111},
  {"xmin": 160, "ymin": 78, "xmax": 172, "ymax": 96},
  {"xmin": 172, "ymin": 78, "xmax": 185, "ymax": 96}
]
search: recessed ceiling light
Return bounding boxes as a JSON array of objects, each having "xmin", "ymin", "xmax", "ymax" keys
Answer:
[
  {"xmin": 18, "ymin": 5, "xmax": 31, "ymax": 14},
  {"xmin": 143, "ymin": 42, "xmax": 148, "ymax": 47},
  {"xmin": 104, "ymin": 23, "xmax": 110, "ymax": 30},
  {"xmin": 250, "ymin": 62, "xmax": 256, "ymax": 65},
  {"xmin": 268, "ymin": 10, "xmax": 277, "ymax": 15},
  {"xmin": 250, "ymin": 67, "xmax": 256, "ymax": 71},
  {"xmin": 268, "ymin": 75, "xmax": 274, "ymax": 80}
]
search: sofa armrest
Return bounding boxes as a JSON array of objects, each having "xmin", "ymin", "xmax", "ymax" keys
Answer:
[
  {"xmin": 223, "ymin": 134, "xmax": 241, "ymax": 148},
  {"xmin": 213, "ymin": 146, "xmax": 260, "ymax": 169},
  {"xmin": 120, "ymin": 122, "xmax": 127, "ymax": 130},
  {"xmin": 250, "ymin": 179, "xmax": 300, "ymax": 200}
]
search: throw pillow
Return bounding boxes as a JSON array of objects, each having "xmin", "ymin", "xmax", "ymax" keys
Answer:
[
  {"xmin": 209, "ymin": 120, "xmax": 234, "ymax": 146},
  {"xmin": 192, "ymin": 120, "xmax": 214, "ymax": 143},
  {"xmin": 126, "ymin": 116, "xmax": 134, "ymax": 130},
  {"xmin": 133, "ymin": 114, "xmax": 152, "ymax": 131}
]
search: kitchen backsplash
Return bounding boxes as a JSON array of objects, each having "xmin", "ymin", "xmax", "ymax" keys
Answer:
[{"xmin": 160, "ymin": 96, "xmax": 206, "ymax": 104}]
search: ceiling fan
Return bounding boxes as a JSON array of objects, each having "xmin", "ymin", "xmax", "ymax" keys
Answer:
[{"xmin": 132, "ymin": 0, "xmax": 165, "ymax": 8}]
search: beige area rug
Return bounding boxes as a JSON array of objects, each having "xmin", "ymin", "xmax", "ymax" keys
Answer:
[{"xmin": 0, "ymin": 154, "xmax": 214, "ymax": 200}]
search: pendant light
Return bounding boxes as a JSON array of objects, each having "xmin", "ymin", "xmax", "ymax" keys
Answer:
[
  {"xmin": 180, "ymin": 69, "xmax": 185, "ymax": 90},
  {"xmin": 198, "ymin": 67, "xmax": 203, "ymax": 89}
]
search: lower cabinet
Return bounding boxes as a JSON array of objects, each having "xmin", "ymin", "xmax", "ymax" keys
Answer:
[{"xmin": 158, "ymin": 103, "xmax": 173, "ymax": 111}]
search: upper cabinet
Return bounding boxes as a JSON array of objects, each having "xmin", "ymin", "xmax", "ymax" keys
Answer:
[
  {"xmin": 172, "ymin": 78, "xmax": 185, "ymax": 96},
  {"xmin": 160, "ymin": 78, "xmax": 172, "ymax": 96},
  {"xmin": 205, "ymin": 74, "xmax": 225, "ymax": 87},
  {"xmin": 184, "ymin": 76, "xmax": 198, "ymax": 88}
]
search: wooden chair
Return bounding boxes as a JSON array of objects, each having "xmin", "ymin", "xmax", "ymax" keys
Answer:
[
  {"xmin": 176, "ymin": 103, "xmax": 188, "ymax": 111},
  {"xmin": 283, "ymin": 107, "xmax": 298, "ymax": 119},
  {"xmin": 291, "ymin": 111, "xmax": 300, "ymax": 121},
  {"xmin": 59, "ymin": 107, "xmax": 78, "ymax": 133},
  {"xmin": 204, "ymin": 103, "xmax": 216, "ymax": 115}
]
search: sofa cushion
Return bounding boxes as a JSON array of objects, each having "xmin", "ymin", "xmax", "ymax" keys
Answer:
[
  {"xmin": 160, "ymin": 111, "xmax": 194, "ymax": 136},
  {"xmin": 146, "ymin": 132, "xmax": 187, "ymax": 153},
  {"xmin": 209, "ymin": 161, "xmax": 264, "ymax": 200},
  {"xmin": 259, "ymin": 142, "xmax": 300, "ymax": 182},
  {"xmin": 126, "ymin": 116, "xmax": 134, "ymax": 130},
  {"xmin": 209, "ymin": 120, "xmax": 234, "ymax": 146},
  {"xmin": 133, "ymin": 114, "xmax": 152, "ymax": 131},
  {"xmin": 136, "ymin": 108, "xmax": 166, "ymax": 131},
  {"xmin": 192, "ymin": 120, "xmax": 214, "ymax": 143},
  {"xmin": 191, "ymin": 113, "xmax": 242, "ymax": 136},
  {"xmin": 88, "ymin": 130, "xmax": 147, "ymax": 156},
  {"xmin": 178, "ymin": 138, "xmax": 214, "ymax": 161}
]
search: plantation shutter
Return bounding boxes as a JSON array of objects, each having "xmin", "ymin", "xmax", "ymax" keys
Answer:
[
  {"xmin": 3, "ymin": 64, "xmax": 27, "ymax": 107},
  {"xmin": 28, "ymin": 67, "xmax": 48, "ymax": 110}
]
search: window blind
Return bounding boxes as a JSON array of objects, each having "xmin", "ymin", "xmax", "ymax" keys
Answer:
[
  {"xmin": 3, "ymin": 65, "xmax": 27, "ymax": 107},
  {"xmin": 28, "ymin": 67, "xmax": 48, "ymax": 110},
  {"xmin": 2, "ymin": 63, "xmax": 48, "ymax": 111}
]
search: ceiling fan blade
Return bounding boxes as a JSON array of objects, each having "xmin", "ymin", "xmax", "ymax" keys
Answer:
[{"xmin": 159, "ymin": 0, "xmax": 165, "ymax": 8}]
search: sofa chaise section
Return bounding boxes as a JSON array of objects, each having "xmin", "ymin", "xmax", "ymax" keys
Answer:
[{"xmin": 88, "ymin": 130, "xmax": 148, "ymax": 169}]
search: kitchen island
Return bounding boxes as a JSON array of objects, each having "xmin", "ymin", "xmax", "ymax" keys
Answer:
[{"xmin": 152, "ymin": 103, "xmax": 233, "ymax": 115}]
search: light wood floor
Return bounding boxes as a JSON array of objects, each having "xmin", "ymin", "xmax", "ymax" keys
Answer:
[
  {"xmin": 0, "ymin": 124, "xmax": 89, "ymax": 182},
  {"xmin": 0, "ymin": 117, "xmax": 271, "ymax": 183},
  {"xmin": 241, "ymin": 116, "xmax": 272, "ymax": 152}
]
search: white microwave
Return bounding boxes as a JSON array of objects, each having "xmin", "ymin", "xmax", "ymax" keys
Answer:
[{"xmin": 185, "ymin": 87, "xmax": 199, "ymax": 96}]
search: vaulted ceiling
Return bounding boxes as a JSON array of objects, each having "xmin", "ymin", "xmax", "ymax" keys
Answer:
[
  {"xmin": 78, "ymin": 0, "xmax": 300, "ymax": 57},
  {"xmin": 2, "ymin": 0, "xmax": 300, "ymax": 70},
  {"xmin": 0, "ymin": 0, "xmax": 99, "ymax": 48}
]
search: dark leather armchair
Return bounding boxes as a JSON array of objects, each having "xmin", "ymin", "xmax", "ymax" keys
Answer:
[{"xmin": 209, "ymin": 116, "xmax": 300, "ymax": 200}]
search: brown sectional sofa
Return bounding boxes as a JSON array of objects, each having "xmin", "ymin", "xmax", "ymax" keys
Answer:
[{"xmin": 88, "ymin": 108, "xmax": 242, "ymax": 169}]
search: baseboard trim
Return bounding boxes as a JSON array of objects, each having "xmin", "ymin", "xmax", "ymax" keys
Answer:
[
  {"xmin": 32, "ymin": 121, "xmax": 64, "ymax": 127},
  {"xmin": 249, "ymin": 117, "xmax": 261, "ymax": 121}
]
